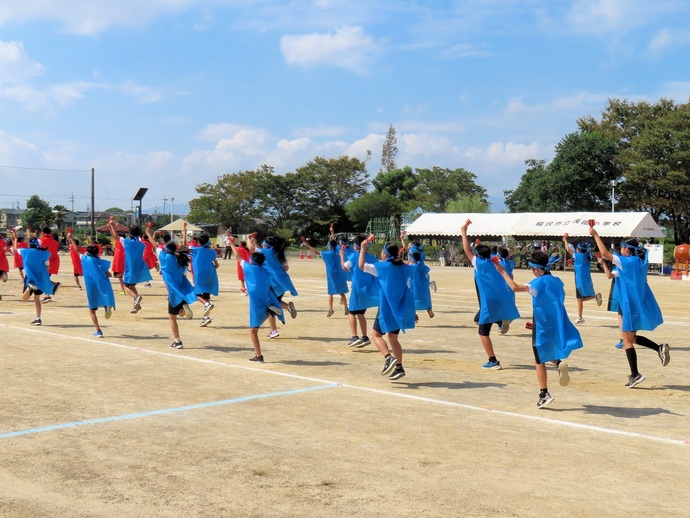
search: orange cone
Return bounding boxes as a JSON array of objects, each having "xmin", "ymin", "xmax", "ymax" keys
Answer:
[{"xmin": 300, "ymin": 250, "xmax": 304, "ymax": 259}]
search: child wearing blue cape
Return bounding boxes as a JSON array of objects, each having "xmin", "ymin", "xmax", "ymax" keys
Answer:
[
  {"xmin": 19, "ymin": 238, "xmax": 59, "ymax": 326},
  {"xmin": 107, "ymin": 218, "xmax": 152, "ymax": 314},
  {"xmin": 300, "ymin": 232, "xmax": 348, "ymax": 318},
  {"xmin": 228, "ymin": 236, "xmax": 285, "ymax": 363},
  {"xmin": 494, "ymin": 246, "xmax": 516, "ymax": 335},
  {"xmin": 401, "ymin": 232, "xmax": 435, "ymax": 322},
  {"xmin": 249, "ymin": 234, "xmax": 298, "ymax": 339},
  {"xmin": 461, "ymin": 220, "xmax": 520, "ymax": 370},
  {"xmin": 184, "ymin": 230, "xmax": 219, "ymax": 327},
  {"xmin": 590, "ymin": 228, "xmax": 669, "ymax": 388},
  {"xmin": 158, "ymin": 241, "xmax": 197, "ymax": 350},
  {"xmin": 339, "ymin": 235, "xmax": 379, "ymax": 348},
  {"xmin": 68, "ymin": 231, "xmax": 115, "ymax": 337},
  {"xmin": 497, "ymin": 251, "xmax": 583, "ymax": 408},
  {"xmin": 562, "ymin": 234, "xmax": 602, "ymax": 324},
  {"xmin": 359, "ymin": 235, "xmax": 416, "ymax": 381},
  {"xmin": 597, "ymin": 254, "xmax": 624, "ymax": 349}
]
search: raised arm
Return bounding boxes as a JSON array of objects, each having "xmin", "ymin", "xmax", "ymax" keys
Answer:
[
  {"xmin": 329, "ymin": 223, "xmax": 335, "ymax": 241},
  {"xmin": 589, "ymin": 227, "xmax": 612, "ymax": 261},
  {"xmin": 227, "ymin": 235, "xmax": 241, "ymax": 262},
  {"xmin": 495, "ymin": 263, "xmax": 529, "ymax": 293},
  {"xmin": 299, "ymin": 236, "xmax": 320, "ymax": 257},
  {"xmin": 562, "ymin": 233, "xmax": 572, "ymax": 257},
  {"xmin": 460, "ymin": 219, "xmax": 474, "ymax": 259},
  {"xmin": 359, "ymin": 234, "xmax": 375, "ymax": 270},
  {"xmin": 247, "ymin": 232, "xmax": 258, "ymax": 252},
  {"xmin": 106, "ymin": 216, "xmax": 119, "ymax": 241},
  {"xmin": 339, "ymin": 245, "xmax": 349, "ymax": 271},
  {"xmin": 145, "ymin": 222, "xmax": 156, "ymax": 244}
]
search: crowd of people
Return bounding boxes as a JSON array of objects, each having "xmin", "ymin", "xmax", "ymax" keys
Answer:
[{"xmin": 0, "ymin": 219, "xmax": 671, "ymax": 408}]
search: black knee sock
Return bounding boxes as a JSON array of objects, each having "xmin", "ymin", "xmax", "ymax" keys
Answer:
[
  {"xmin": 635, "ymin": 335, "xmax": 659, "ymax": 352},
  {"xmin": 625, "ymin": 347, "xmax": 639, "ymax": 376}
]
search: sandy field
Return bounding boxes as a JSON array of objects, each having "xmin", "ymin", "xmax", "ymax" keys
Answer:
[{"xmin": 0, "ymin": 254, "xmax": 688, "ymax": 517}]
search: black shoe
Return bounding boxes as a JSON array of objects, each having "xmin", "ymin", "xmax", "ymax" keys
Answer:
[
  {"xmin": 381, "ymin": 355, "xmax": 397, "ymax": 376},
  {"xmin": 347, "ymin": 336, "xmax": 361, "ymax": 347},
  {"xmin": 389, "ymin": 366, "xmax": 406, "ymax": 380},
  {"xmin": 249, "ymin": 355, "xmax": 264, "ymax": 363},
  {"xmin": 355, "ymin": 336, "xmax": 371, "ymax": 348},
  {"xmin": 625, "ymin": 373, "xmax": 645, "ymax": 388},
  {"xmin": 52, "ymin": 282, "xmax": 61, "ymax": 295},
  {"xmin": 30, "ymin": 318, "xmax": 42, "ymax": 326},
  {"xmin": 537, "ymin": 392, "xmax": 554, "ymax": 408},
  {"xmin": 169, "ymin": 341, "xmax": 184, "ymax": 349}
]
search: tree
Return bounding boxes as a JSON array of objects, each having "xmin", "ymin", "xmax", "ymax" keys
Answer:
[
  {"xmin": 503, "ymin": 159, "xmax": 550, "ymax": 212},
  {"xmin": 446, "ymin": 194, "xmax": 491, "ymax": 213},
  {"xmin": 52, "ymin": 204, "xmax": 70, "ymax": 231},
  {"xmin": 372, "ymin": 166, "xmax": 418, "ymax": 208},
  {"xmin": 415, "ymin": 166, "xmax": 488, "ymax": 212},
  {"xmin": 23, "ymin": 195, "xmax": 54, "ymax": 230},
  {"xmin": 345, "ymin": 192, "xmax": 403, "ymax": 231},
  {"xmin": 188, "ymin": 166, "xmax": 272, "ymax": 232},
  {"xmin": 294, "ymin": 156, "xmax": 369, "ymax": 235},
  {"xmin": 381, "ymin": 124, "xmax": 398, "ymax": 173}
]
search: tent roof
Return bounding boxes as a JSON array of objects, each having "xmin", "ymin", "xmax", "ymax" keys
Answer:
[
  {"xmin": 158, "ymin": 218, "xmax": 202, "ymax": 232},
  {"xmin": 404, "ymin": 212, "xmax": 664, "ymax": 239}
]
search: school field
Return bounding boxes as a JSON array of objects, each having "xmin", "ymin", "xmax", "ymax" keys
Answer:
[{"xmin": 0, "ymin": 256, "xmax": 688, "ymax": 517}]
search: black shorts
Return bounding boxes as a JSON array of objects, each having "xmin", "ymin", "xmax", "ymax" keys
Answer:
[
  {"xmin": 24, "ymin": 285, "xmax": 43, "ymax": 296},
  {"xmin": 168, "ymin": 301, "xmax": 185, "ymax": 315},
  {"xmin": 196, "ymin": 292, "xmax": 210, "ymax": 302},
  {"xmin": 372, "ymin": 312, "xmax": 400, "ymax": 335},
  {"xmin": 124, "ymin": 283, "xmax": 136, "ymax": 289},
  {"xmin": 73, "ymin": 272, "xmax": 82, "ymax": 277},
  {"xmin": 531, "ymin": 324, "xmax": 541, "ymax": 363},
  {"xmin": 349, "ymin": 308, "xmax": 367, "ymax": 315},
  {"xmin": 474, "ymin": 310, "xmax": 498, "ymax": 337}
]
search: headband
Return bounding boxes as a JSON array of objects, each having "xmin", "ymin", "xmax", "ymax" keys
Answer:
[{"xmin": 529, "ymin": 255, "xmax": 561, "ymax": 271}]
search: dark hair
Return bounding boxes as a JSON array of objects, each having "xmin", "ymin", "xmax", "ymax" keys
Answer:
[
  {"xmin": 198, "ymin": 233, "xmax": 210, "ymax": 246},
  {"xmin": 264, "ymin": 235, "xmax": 288, "ymax": 264},
  {"xmin": 239, "ymin": 241, "xmax": 247, "ymax": 248},
  {"xmin": 42, "ymin": 226, "xmax": 51, "ymax": 235},
  {"xmin": 475, "ymin": 244, "xmax": 491, "ymax": 259},
  {"xmin": 251, "ymin": 251, "xmax": 265, "ymax": 265},
  {"xmin": 411, "ymin": 251, "xmax": 421, "ymax": 262},
  {"xmin": 165, "ymin": 241, "xmax": 190, "ymax": 268},
  {"xmin": 328, "ymin": 239, "xmax": 338, "ymax": 249},
  {"xmin": 353, "ymin": 235, "xmax": 365, "ymax": 247},
  {"xmin": 73, "ymin": 238, "xmax": 80, "ymax": 246},
  {"xmin": 129, "ymin": 226, "xmax": 142, "ymax": 238},
  {"xmin": 86, "ymin": 245, "xmax": 100, "ymax": 257},
  {"xmin": 163, "ymin": 233, "xmax": 172, "ymax": 243},
  {"xmin": 498, "ymin": 247, "xmax": 509, "ymax": 259},
  {"xmin": 384, "ymin": 243, "xmax": 404, "ymax": 265},
  {"xmin": 531, "ymin": 251, "xmax": 549, "ymax": 268}
]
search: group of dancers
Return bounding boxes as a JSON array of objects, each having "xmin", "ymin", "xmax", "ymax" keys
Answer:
[{"xmin": 0, "ymin": 218, "xmax": 671, "ymax": 407}]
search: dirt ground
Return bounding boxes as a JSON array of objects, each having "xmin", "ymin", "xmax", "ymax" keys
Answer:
[{"xmin": 0, "ymin": 254, "xmax": 688, "ymax": 517}]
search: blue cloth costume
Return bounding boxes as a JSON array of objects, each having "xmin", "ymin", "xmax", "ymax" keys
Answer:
[
  {"xmin": 499, "ymin": 256, "xmax": 515, "ymax": 277},
  {"xmin": 321, "ymin": 248, "xmax": 349, "ymax": 295},
  {"xmin": 81, "ymin": 254, "xmax": 116, "ymax": 310},
  {"xmin": 346, "ymin": 248, "xmax": 379, "ymax": 311},
  {"xmin": 606, "ymin": 262, "xmax": 620, "ymax": 314},
  {"xmin": 159, "ymin": 251, "xmax": 197, "ymax": 307},
  {"xmin": 243, "ymin": 260, "xmax": 285, "ymax": 328},
  {"xmin": 20, "ymin": 248, "xmax": 54, "ymax": 294},
  {"xmin": 616, "ymin": 250, "xmax": 663, "ymax": 332},
  {"xmin": 256, "ymin": 247, "xmax": 298, "ymax": 296},
  {"xmin": 473, "ymin": 256, "xmax": 520, "ymax": 325},
  {"xmin": 122, "ymin": 238, "xmax": 153, "ymax": 285},
  {"xmin": 410, "ymin": 247, "xmax": 431, "ymax": 311},
  {"xmin": 572, "ymin": 244, "xmax": 595, "ymax": 297},
  {"xmin": 373, "ymin": 260, "xmax": 416, "ymax": 333},
  {"xmin": 528, "ymin": 273, "xmax": 584, "ymax": 363},
  {"xmin": 190, "ymin": 245, "xmax": 219, "ymax": 296}
]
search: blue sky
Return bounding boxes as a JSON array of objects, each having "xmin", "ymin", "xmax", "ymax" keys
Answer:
[{"xmin": 0, "ymin": 0, "xmax": 689, "ymax": 216}]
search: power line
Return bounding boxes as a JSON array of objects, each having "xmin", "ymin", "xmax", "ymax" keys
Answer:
[{"xmin": 0, "ymin": 164, "xmax": 91, "ymax": 173}]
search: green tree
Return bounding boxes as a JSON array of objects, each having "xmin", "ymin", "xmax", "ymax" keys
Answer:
[
  {"xmin": 345, "ymin": 191, "xmax": 403, "ymax": 231},
  {"xmin": 415, "ymin": 166, "xmax": 488, "ymax": 212},
  {"xmin": 23, "ymin": 195, "xmax": 54, "ymax": 230},
  {"xmin": 446, "ymin": 194, "xmax": 491, "ymax": 213},
  {"xmin": 52, "ymin": 204, "xmax": 70, "ymax": 231},
  {"xmin": 381, "ymin": 124, "xmax": 398, "ymax": 173},
  {"xmin": 188, "ymin": 166, "xmax": 272, "ymax": 232},
  {"xmin": 504, "ymin": 159, "xmax": 550, "ymax": 212},
  {"xmin": 294, "ymin": 156, "xmax": 369, "ymax": 235},
  {"xmin": 372, "ymin": 166, "xmax": 418, "ymax": 207},
  {"xmin": 622, "ymin": 104, "xmax": 690, "ymax": 243}
]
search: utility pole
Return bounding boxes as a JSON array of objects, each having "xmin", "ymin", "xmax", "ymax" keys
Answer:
[
  {"xmin": 162, "ymin": 197, "xmax": 167, "ymax": 220},
  {"xmin": 170, "ymin": 197, "xmax": 174, "ymax": 224}
]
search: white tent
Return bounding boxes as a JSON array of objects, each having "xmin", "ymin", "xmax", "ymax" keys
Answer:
[
  {"xmin": 404, "ymin": 212, "xmax": 664, "ymax": 239},
  {"xmin": 158, "ymin": 218, "xmax": 203, "ymax": 232}
]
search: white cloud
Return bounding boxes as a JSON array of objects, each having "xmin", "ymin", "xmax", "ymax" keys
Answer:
[
  {"xmin": 280, "ymin": 25, "xmax": 379, "ymax": 74},
  {"xmin": 0, "ymin": 0, "xmax": 200, "ymax": 35},
  {"xmin": 647, "ymin": 28, "xmax": 690, "ymax": 57},
  {"xmin": 291, "ymin": 124, "xmax": 347, "ymax": 138},
  {"xmin": 0, "ymin": 40, "xmax": 43, "ymax": 83}
]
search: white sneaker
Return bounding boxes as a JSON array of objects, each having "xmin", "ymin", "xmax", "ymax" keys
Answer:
[
  {"xmin": 575, "ymin": 317, "xmax": 585, "ymax": 324},
  {"xmin": 267, "ymin": 329, "xmax": 279, "ymax": 339}
]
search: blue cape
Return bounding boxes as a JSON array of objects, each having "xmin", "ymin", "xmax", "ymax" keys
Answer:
[
  {"xmin": 617, "ymin": 254, "xmax": 663, "ymax": 332},
  {"xmin": 256, "ymin": 248, "xmax": 298, "ymax": 296},
  {"xmin": 82, "ymin": 254, "xmax": 116, "ymax": 310},
  {"xmin": 373, "ymin": 260, "xmax": 416, "ymax": 333},
  {"xmin": 20, "ymin": 248, "xmax": 55, "ymax": 294},
  {"xmin": 572, "ymin": 251, "xmax": 595, "ymax": 297},
  {"xmin": 410, "ymin": 261, "xmax": 432, "ymax": 311},
  {"xmin": 346, "ymin": 249, "xmax": 379, "ymax": 311},
  {"xmin": 123, "ymin": 238, "xmax": 153, "ymax": 285},
  {"xmin": 320, "ymin": 249, "xmax": 349, "ymax": 295},
  {"xmin": 474, "ymin": 256, "xmax": 520, "ymax": 324},
  {"xmin": 243, "ymin": 261, "xmax": 285, "ymax": 328},
  {"xmin": 190, "ymin": 245, "xmax": 219, "ymax": 296},
  {"xmin": 159, "ymin": 251, "xmax": 197, "ymax": 307},
  {"xmin": 529, "ymin": 274, "xmax": 583, "ymax": 362}
]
